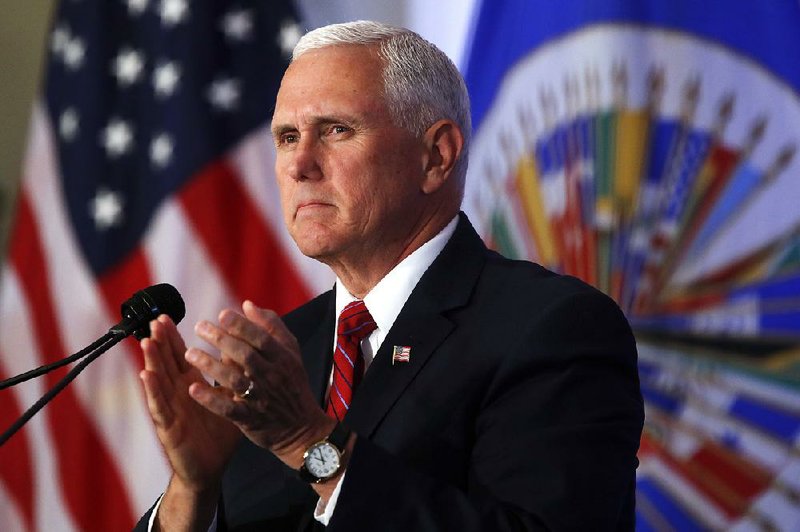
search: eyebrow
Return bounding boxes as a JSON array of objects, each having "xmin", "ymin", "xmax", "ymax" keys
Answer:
[{"xmin": 271, "ymin": 123, "xmax": 296, "ymax": 139}]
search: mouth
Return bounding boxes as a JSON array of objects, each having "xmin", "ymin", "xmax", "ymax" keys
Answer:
[{"xmin": 295, "ymin": 201, "xmax": 332, "ymax": 215}]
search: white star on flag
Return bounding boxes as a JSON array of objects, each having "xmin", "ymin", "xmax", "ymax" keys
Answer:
[
  {"xmin": 278, "ymin": 19, "xmax": 302, "ymax": 57},
  {"xmin": 63, "ymin": 37, "xmax": 86, "ymax": 70},
  {"xmin": 127, "ymin": 0, "xmax": 149, "ymax": 16},
  {"xmin": 51, "ymin": 26, "xmax": 70, "ymax": 56},
  {"xmin": 89, "ymin": 188, "xmax": 125, "ymax": 230},
  {"xmin": 101, "ymin": 118, "xmax": 134, "ymax": 158},
  {"xmin": 150, "ymin": 133, "xmax": 174, "ymax": 168},
  {"xmin": 59, "ymin": 108, "xmax": 80, "ymax": 141},
  {"xmin": 222, "ymin": 9, "xmax": 253, "ymax": 41},
  {"xmin": 153, "ymin": 61, "xmax": 181, "ymax": 98},
  {"xmin": 159, "ymin": 0, "xmax": 189, "ymax": 27},
  {"xmin": 113, "ymin": 48, "xmax": 145, "ymax": 87},
  {"xmin": 208, "ymin": 77, "xmax": 240, "ymax": 111}
]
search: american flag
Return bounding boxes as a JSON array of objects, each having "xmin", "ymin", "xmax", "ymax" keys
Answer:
[
  {"xmin": 0, "ymin": 1, "xmax": 331, "ymax": 530},
  {"xmin": 391, "ymin": 345, "xmax": 411, "ymax": 365}
]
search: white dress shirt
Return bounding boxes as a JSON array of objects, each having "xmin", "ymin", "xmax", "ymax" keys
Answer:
[{"xmin": 315, "ymin": 215, "xmax": 458, "ymax": 524}]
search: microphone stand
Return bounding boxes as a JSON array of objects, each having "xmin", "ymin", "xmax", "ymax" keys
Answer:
[
  {"xmin": 0, "ymin": 331, "xmax": 127, "ymax": 447},
  {"xmin": 0, "ymin": 282, "xmax": 184, "ymax": 447},
  {"xmin": 0, "ymin": 333, "xmax": 114, "ymax": 391}
]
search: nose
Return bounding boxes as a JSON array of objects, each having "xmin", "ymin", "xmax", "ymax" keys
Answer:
[{"xmin": 283, "ymin": 136, "xmax": 323, "ymax": 182}]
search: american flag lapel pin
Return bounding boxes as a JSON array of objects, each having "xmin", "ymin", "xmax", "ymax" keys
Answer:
[{"xmin": 392, "ymin": 345, "xmax": 411, "ymax": 365}]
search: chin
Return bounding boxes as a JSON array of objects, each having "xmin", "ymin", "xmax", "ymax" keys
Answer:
[
  {"xmin": 289, "ymin": 221, "xmax": 351, "ymax": 261},
  {"xmin": 293, "ymin": 232, "xmax": 336, "ymax": 262}
]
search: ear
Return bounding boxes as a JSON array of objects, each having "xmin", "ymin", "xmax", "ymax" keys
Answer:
[{"xmin": 421, "ymin": 119, "xmax": 464, "ymax": 194}]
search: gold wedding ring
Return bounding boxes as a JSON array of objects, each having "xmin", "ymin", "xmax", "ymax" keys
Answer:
[{"xmin": 238, "ymin": 380, "xmax": 255, "ymax": 399}]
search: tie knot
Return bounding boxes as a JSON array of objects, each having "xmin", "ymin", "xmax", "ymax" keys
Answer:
[{"xmin": 338, "ymin": 300, "xmax": 376, "ymax": 341}]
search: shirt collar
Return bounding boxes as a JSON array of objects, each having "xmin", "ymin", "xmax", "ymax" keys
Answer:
[{"xmin": 334, "ymin": 215, "xmax": 459, "ymax": 341}]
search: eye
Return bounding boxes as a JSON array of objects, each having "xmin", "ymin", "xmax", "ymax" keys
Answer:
[
  {"xmin": 278, "ymin": 132, "xmax": 298, "ymax": 145},
  {"xmin": 328, "ymin": 124, "xmax": 350, "ymax": 135}
]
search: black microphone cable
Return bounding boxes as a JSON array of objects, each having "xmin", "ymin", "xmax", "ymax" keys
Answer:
[
  {"xmin": 0, "ymin": 283, "xmax": 185, "ymax": 446},
  {"xmin": 0, "ymin": 283, "xmax": 185, "ymax": 390},
  {"xmin": 0, "ymin": 334, "xmax": 124, "ymax": 446}
]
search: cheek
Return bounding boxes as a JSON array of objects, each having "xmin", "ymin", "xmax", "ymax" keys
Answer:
[{"xmin": 275, "ymin": 176, "xmax": 295, "ymax": 222}]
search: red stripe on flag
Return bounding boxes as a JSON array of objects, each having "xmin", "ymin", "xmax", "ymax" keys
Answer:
[
  {"xmin": 639, "ymin": 433, "xmax": 742, "ymax": 519},
  {"xmin": 8, "ymin": 192, "xmax": 135, "ymax": 531},
  {"xmin": 691, "ymin": 146, "xmax": 740, "ymax": 231},
  {"xmin": 689, "ymin": 442, "xmax": 771, "ymax": 502},
  {"xmin": 179, "ymin": 160, "xmax": 311, "ymax": 314},
  {"xmin": 97, "ymin": 246, "xmax": 154, "ymax": 370},
  {"xmin": 0, "ymin": 358, "xmax": 36, "ymax": 531}
]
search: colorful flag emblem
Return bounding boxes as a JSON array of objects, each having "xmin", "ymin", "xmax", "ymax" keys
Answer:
[
  {"xmin": 392, "ymin": 345, "xmax": 411, "ymax": 365},
  {"xmin": 463, "ymin": 0, "xmax": 800, "ymax": 529}
]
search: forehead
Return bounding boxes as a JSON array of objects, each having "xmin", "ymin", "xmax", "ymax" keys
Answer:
[{"xmin": 274, "ymin": 45, "xmax": 388, "ymax": 121}]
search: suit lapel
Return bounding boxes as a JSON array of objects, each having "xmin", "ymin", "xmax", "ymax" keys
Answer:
[
  {"xmin": 345, "ymin": 214, "xmax": 488, "ymax": 437},
  {"xmin": 299, "ymin": 291, "xmax": 336, "ymax": 405}
]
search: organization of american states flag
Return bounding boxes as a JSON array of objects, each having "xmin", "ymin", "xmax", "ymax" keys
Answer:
[{"xmin": 0, "ymin": 1, "xmax": 336, "ymax": 529}]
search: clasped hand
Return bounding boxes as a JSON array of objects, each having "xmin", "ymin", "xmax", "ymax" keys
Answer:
[
  {"xmin": 140, "ymin": 300, "xmax": 332, "ymax": 495},
  {"xmin": 188, "ymin": 300, "xmax": 332, "ymax": 457}
]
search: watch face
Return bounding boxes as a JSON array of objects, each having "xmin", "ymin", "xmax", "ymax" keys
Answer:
[{"xmin": 304, "ymin": 442, "xmax": 341, "ymax": 479}]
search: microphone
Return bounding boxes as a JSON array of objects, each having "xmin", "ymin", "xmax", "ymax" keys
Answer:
[
  {"xmin": 111, "ymin": 283, "xmax": 186, "ymax": 340},
  {"xmin": 0, "ymin": 283, "xmax": 185, "ymax": 391},
  {"xmin": 0, "ymin": 283, "xmax": 185, "ymax": 446}
]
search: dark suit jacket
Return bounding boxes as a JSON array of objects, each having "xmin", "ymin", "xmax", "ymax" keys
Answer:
[{"xmin": 136, "ymin": 213, "xmax": 643, "ymax": 531}]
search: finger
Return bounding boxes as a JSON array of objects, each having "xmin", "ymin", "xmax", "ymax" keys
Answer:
[
  {"xmin": 141, "ymin": 332, "xmax": 178, "ymax": 388},
  {"xmin": 157, "ymin": 314, "xmax": 191, "ymax": 373},
  {"xmin": 217, "ymin": 308, "xmax": 280, "ymax": 356},
  {"xmin": 185, "ymin": 347, "xmax": 252, "ymax": 396},
  {"xmin": 145, "ymin": 317, "xmax": 186, "ymax": 384},
  {"xmin": 242, "ymin": 301, "xmax": 300, "ymax": 355},
  {"xmin": 139, "ymin": 369, "xmax": 175, "ymax": 428},
  {"xmin": 194, "ymin": 319, "xmax": 270, "ymax": 378},
  {"xmin": 188, "ymin": 380, "xmax": 251, "ymax": 424}
]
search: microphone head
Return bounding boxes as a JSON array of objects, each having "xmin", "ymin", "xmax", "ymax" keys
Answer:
[{"xmin": 120, "ymin": 283, "xmax": 186, "ymax": 340}]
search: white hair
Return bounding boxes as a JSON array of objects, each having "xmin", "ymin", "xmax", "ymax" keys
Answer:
[{"xmin": 292, "ymin": 20, "xmax": 471, "ymax": 182}]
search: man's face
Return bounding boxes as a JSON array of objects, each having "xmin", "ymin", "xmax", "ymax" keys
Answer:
[{"xmin": 271, "ymin": 45, "xmax": 428, "ymax": 265}]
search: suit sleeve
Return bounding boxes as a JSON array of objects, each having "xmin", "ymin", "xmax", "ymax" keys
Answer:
[{"xmin": 327, "ymin": 290, "xmax": 644, "ymax": 531}]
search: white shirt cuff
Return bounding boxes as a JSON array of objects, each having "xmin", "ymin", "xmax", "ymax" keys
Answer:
[{"xmin": 313, "ymin": 471, "xmax": 347, "ymax": 525}]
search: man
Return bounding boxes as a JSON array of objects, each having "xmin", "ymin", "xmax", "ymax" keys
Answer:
[{"xmin": 136, "ymin": 21, "xmax": 643, "ymax": 531}]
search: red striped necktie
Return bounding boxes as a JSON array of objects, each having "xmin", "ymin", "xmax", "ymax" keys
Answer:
[{"xmin": 327, "ymin": 300, "xmax": 377, "ymax": 420}]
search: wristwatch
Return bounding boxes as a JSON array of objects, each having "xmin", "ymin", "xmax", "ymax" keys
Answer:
[{"xmin": 298, "ymin": 422, "xmax": 351, "ymax": 483}]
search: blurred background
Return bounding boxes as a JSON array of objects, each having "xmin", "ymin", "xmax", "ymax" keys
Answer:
[{"xmin": 1, "ymin": 1, "xmax": 799, "ymax": 530}]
